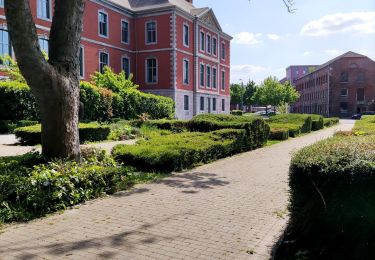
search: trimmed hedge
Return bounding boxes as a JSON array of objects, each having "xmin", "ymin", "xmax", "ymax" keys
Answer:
[
  {"xmin": 309, "ymin": 114, "xmax": 324, "ymax": 131},
  {"xmin": 143, "ymin": 119, "xmax": 189, "ymax": 132},
  {"xmin": 0, "ymin": 120, "xmax": 38, "ymax": 134},
  {"xmin": 113, "ymin": 119, "xmax": 269, "ymax": 172},
  {"xmin": 269, "ymin": 123, "xmax": 301, "ymax": 138},
  {"xmin": 230, "ymin": 110, "xmax": 243, "ymax": 116},
  {"xmin": 276, "ymin": 116, "xmax": 375, "ymax": 259},
  {"xmin": 323, "ymin": 117, "xmax": 340, "ymax": 127},
  {"xmin": 268, "ymin": 127, "xmax": 289, "ymax": 140},
  {"xmin": 14, "ymin": 123, "xmax": 111, "ymax": 145},
  {"xmin": 0, "ymin": 151, "xmax": 143, "ymax": 223},
  {"xmin": 269, "ymin": 114, "xmax": 312, "ymax": 134}
]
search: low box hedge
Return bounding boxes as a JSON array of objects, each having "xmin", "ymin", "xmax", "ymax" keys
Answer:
[
  {"xmin": 0, "ymin": 120, "xmax": 39, "ymax": 134},
  {"xmin": 308, "ymin": 114, "xmax": 324, "ymax": 131},
  {"xmin": 269, "ymin": 123, "xmax": 301, "ymax": 138},
  {"xmin": 230, "ymin": 110, "xmax": 243, "ymax": 116},
  {"xmin": 269, "ymin": 114, "xmax": 312, "ymax": 134},
  {"xmin": 14, "ymin": 123, "xmax": 111, "ymax": 145},
  {"xmin": 323, "ymin": 117, "xmax": 340, "ymax": 127},
  {"xmin": 143, "ymin": 119, "xmax": 189, "ymax": 132},
  {"xmin": 113, "ymin": 119, "xmax": 269, "ymax": 172},
  {"xmin": 268, "ymin": 127, "xmax": 289, "ymax": 140}
]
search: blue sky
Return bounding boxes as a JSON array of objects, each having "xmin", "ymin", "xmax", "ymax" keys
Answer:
[{"xmin": 194, "ymin": 0, "xmax": 375, "ymax": 84}]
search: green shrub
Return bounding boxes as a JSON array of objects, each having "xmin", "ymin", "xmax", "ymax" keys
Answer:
[
  {"xmin": 268, "ymin": 128, "xmax": 289, "ymax": 140},
  {"xmin": 0, "ymin": 81, "xmax": 39, "ymax": 121},
  {"xmin": 352, "ymin": 115, "xmax": 375, "ymax": 135},
  {"xmin": 14, "ymin": 123, "xmax": 111, "ymax": 145},
  {"xmin": 269, "ymin": 114, "xmax": 312, "ymax": 134},
  {"xmin": 0, "ymin": 120, "xmax": 39, "ymax": 134},
  {"xmin": 107, "ymin": 120, "xmax": 140, "ymax": 141},
  {"xmin": 323, "ymin": 117, "xmax": 340, "ymax": 127},
  {"xmin": 308, "ymin": 114, "xmax": 324, "ymax": 131},
  {"xmin": 113, "ymin": 121, "xmax": 269, "ymax": 172},
  {"xmin": 230, "ymin": 110, "xmax": 243, "ymax": 116},
  {"xmin": 0, "ymin": 150, "xmax": 141, "ymax": 223},
  {"xmin": 143, "ymin": 119, "xmax": 189, "ymax": 132},
  {"xmin": 269, "ymin": 123, "xmax": 301, "ymax": 138}
]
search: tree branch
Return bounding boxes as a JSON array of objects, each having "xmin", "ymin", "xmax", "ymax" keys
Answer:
[
  {"xmin": 49, "ymin": 0, "xmax": 86, "ymax": 77},
  {"xmin": 4, "ymin": 0, "xmax": 52, "ymax": 85}
]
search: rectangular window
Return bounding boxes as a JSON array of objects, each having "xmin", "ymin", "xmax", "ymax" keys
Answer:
[
  {"xmin": 340, "ymin": 72, "xmax": 349, "ymax": 82},
  {"xmin": 0, "ymin": 29, "xmax": 11, "ymax": 62},
  {"xmin": 184, "ymin": 95, "xmax": 189, "ymax": 111},
  {"xmin": 221, "ymin": 42, "xmax": 226, "ymax": 60},
  {"xmin": 357, "ymin": 88, "xmax": 365, "ymax": 102},
  {"xmin": 340, "ymin": 102, "xmax": 348, "ymax": 113},
  {"xmin": 212, "ymin": 67, "xmax": 217, "ymax": 89},
  {"xmin": 146, "ymin": 58, "xmax": 157, "ymax": 83},
  {"xmin": 37, "ymin": 0, "xmax": 51, "ymax": 20},
  {"xmin": 200, "ymin": 64, "xmax": 205, "ymax": 86},
  {"xmin": 206, "ymin": 66, "xmax": 211, "ymax": 88},
  {"xmin": 206, "ymin": 34, "xmax": 211, "ymax": 54},
  {"xmin": 221, "ymin": 70, "xmax": 225, "ymax": 90},
  {"xmin": 221, "ymin": 99, "xmax": 225, "ymax": 111},
  {"xmin": 183, "ymin": 24, "xmax": 189, "ymax": 47},
  {"xmin": 0, "ymin": 0, "xmax": 4, "ymax": 7},
  {"xmin": 122, "ymin": 57, "xmax": 130, "ymax": 77},
  {"xmin": 340, "ymin": 88, "xmax": 348, "ymax": 97},
  {"xmin": 79, "ymin": 46, "xmax": 84, "ymax": 78},
  {"xmin": 99, "ymin": 51, "xmax": 109, "ymax": 73},
  {"xmin": 183, "ymin": 59, "xmax": 189, "ymax": 85},
  {"xmin": 121, "ymin": 20, "xmax": 129, "ymax": 44},
  {"xmin": 213, "ymin": 98, "xmax": 217, "ymax": 111},
  {"xmin": 212, "ymin": 37, "xmax": 217, "ymax": 56},
  {"xmin": 146, "ymin": 21, "xmax": 157, "ymax": 44},
  {"xmin": 99, "ymin": 11, "xmax": 108, "ymax": 37},
  {"xmin": 38, "ymin": 37, "xmax": 49, "ymax": 55},
  {"xmin": 200, "ymin": 32, "xmax": 205, "ymax": 51},
  {"xmin": 200, "ymin": 96, "xmax": 205, "ymax": 111}
]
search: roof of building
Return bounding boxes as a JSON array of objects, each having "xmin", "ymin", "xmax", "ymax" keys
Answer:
[{"xmin": 108, "ymin": 0, "xmax": 196, "ymax": 13}]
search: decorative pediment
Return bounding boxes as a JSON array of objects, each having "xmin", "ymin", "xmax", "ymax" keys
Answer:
[{"xmin": 199, "ymin": 9, "xmax": 222, "ymax": 31}]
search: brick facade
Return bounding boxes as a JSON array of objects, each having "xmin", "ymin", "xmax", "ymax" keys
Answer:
[
  {"xmin": 291, "ymin": 52, "xmax": 375, "ymax": 118},
  {"xmin": 0, "ymin": 0, "xmax": 232, "ymax": 119}
]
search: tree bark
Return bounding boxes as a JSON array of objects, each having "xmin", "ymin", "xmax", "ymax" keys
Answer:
[{"xmin": 5, "ymin": 0, "xmax": 85, "ymax": 160}]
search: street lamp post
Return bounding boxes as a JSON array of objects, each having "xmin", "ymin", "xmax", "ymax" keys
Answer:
[
  {"xmin": 327, "ymin": 67, "xmax": 332, "ymax": 117},
  {"xmin": 239, "ymin": 78, "xmax": 244, "ymax": 111}
]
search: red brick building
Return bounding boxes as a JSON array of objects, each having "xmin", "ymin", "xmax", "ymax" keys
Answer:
[
  {"xmin": 0, "ymin": 0, "xmax": 232, "ymax": 119},
  {"xmin": 292, "ymin": 52, "xmax": 375, "ymax": 118}
]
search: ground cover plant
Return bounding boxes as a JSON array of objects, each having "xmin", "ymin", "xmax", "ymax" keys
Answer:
[{"xmin": 275, "ymin": 116, "xmax": 375, "ymax": 259}]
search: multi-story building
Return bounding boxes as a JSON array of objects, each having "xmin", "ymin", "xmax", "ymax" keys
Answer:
[
  {"xmin": 283, "ymin": 65, "xmax": 318, "ymax": 85},
  {"xmin": 0, "ymin": 0, "xmax": 232, "ymax": 119},
  {"xmin": 292, "ymin": 51, "xmax": 375, "ymax": 117}
]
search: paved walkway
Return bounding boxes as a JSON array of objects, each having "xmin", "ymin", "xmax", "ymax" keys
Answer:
[
  {"xmin": 0, "ymin": 120, "xmax": 354, "ymax": 260},
  {"xmin": 0, "ymin": 135, "xmax": 136, "ymax": 156}
]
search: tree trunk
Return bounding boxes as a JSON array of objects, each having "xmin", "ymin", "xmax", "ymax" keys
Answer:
[{"xmin": 5, "ymin": 0, "xmax": 85, "ymax": 160}]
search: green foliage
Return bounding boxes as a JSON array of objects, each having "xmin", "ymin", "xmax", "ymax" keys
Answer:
[
  {"xmin": 230, "ymin": 110, "xmax": 243, "ymax": 116},
  {"xmin": 0, "ymin": 55, "xmax": 26, "ymax": 83},
  {"xmin": 230, "ymin": 80, "xmax": 258, "ymax": 107},
  {"xmin": 269, "ymin": 114, "xmax": 312, "ymax": 134},
  {"xmin": 0, "ymin": 120, "xmax": 38, "ymax": 134},
  {"xmin": 0, "ymin": 81, "xmax": 39, "ymax": 121},
  {"xmin": 91, "ymin": 66, "xmax": 138, "ymax": 93},
  {"xmin": 277, "ymin": 116, "xmax": 375, "ymax": 259},
  {"xmin": 107, "ymin": 120, "xmax": 141, "ymax": 141},
  {"xmin": 308, "ymin": 114, "xmax": 324, "ymax": 131},
  {"xmin": 143, "ymin": 119, "xmax": 189, "ymax": 132},
  {"xmin": 268, "ymin": 127, "xmax": 290, "ymax": 140},
  {"xmin": 14, "ymin": 123, "xmax": 111, "ymax": 145},
  {"xmin": 243, "ymin": 80, "xmax": 258, "ymax": 106},
  {"xmin": 0, "ymin": 150, "xmax": 155, "ymax": 223},
  {"xmin": 323, "ymin": 117, "xmax": 339, "ymax": 127},
  {"xmin": 113, "ymin": 126, "xmax": 268, "ymax": 172}
]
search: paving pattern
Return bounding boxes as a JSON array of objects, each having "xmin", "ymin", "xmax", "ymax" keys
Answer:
[{"xmin": 0, "ymin": 120, "xmax": 354, "ymax": 260}]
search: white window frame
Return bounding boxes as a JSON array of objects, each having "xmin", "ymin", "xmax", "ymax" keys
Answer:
[
  {"xmin": 37, "ymin": 0, "xmax": 52, "ymax": 21},
  {"xmin": 212, "ymin": 66, "xmax": 217, "ymax": 89},
  {"xmin": 121, "ymin": 19, "xmax": 130, "ymax": 44},
  {"xmin": 183, "ymin": 23, "xmax": 189, "ymax": 47},
  {"xmin": 200, "ymin": 96, "xmax": 205, "ymax": 111},
  {"xmin": 0, "ymin": 0, "xmax": 4, "ymax": 7},
  {"xmin": 221, "ymin": 42, "xmax": 226, "ymax": 60},
  {"xmin": 121, "ymin": 55, "xmax": 131, "ymax": 77},
  {"xmin": 98, "ymin": 50, "xmax": 109, "ymax": 74},
  {"xmin": 145, "ymin": 57, "xmax": 158, "ymax": 84},
  {"xmin": 0, "ymin": 28, "xmax": 12, "ymax": 60},
  {"xmin": 206, "ymin": 33, "xmax": 211, "ymax": 54},
  {"xmin": 183, "ymin": 58, "xmax": 189, "ymax": 85},
  {"xmin": 79, "ymin": 45, "xmax": 85, "ymax": 79},
  {"xmin": 206, "ymin": 65, "xmax": 211, "ymax": 88},
  {"xmin": 145, "ymin": 20, "xmax": 157, "ymax": 45},
  {"xmin": 212, "ymin": 36, "xmax": 217, "ymax": 56},
  {"xmin": 200, "ymin": 31, "xmax": 205, "ymax": 52},
  {"xmin": 199, "ymin": 63, "xmax": 205, "ymax": 87},
  {"xmin": 221, "ymin": 69, "xmax": 226, "ymax": 90},
  {"xmin": 212, "ymin": 98, "xmax": 217, "ymax": 111},
  {"xmin": 38, "ymin": 35, "xmax": 49, "ymax": 55},
  {"xmin": 98, "ymin": 10, "xmax": 109, "ymax": 38},
  {"xmin": 184, "ymin": 95, "xmax": 189, "ymax": 111}
]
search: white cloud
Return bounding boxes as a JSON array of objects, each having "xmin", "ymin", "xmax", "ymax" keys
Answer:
[
  {"xmin": 325, "ymin": 49, "xmax": 340, "ymax": 55},
  {"xmin": 303, "ymin": 51, "xmax": 312, "ymax": 56},
  {"xmin": 233, "ymin": 32, "xmax": 262, "ymax": 45},
  {"xmin": 301, "ymin": 12, "xmax": 375, "ymax": 37},
  {"xmin": 231, "ymin": 64, "xmax": 270, "ymax": 84},
  {"xmin": 267, "ymin": 34, "xmax": 280, "ymax": 40}
]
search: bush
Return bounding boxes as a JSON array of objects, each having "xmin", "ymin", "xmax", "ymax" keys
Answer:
[
  {"xmin": 323, "ymin": 117, "xmax": 339, "ymax": 127},
  {"xmin": 0, "ymin": 81, "xmax": 39, "ymax": 121},
  {"xmin": 113, "ymin": 121, "xmax": 269, "ymax": 172},
  {"xmin": 0, "ymin": 150, "xmax": 141, "ymax": 223},
  {"xmin": 230, "ymin": 110, "xmax": 243, "ymax": 116},
  {"xmin": 309, "ymin": 114, "xmax": 324, "ymax": 131},
  {"xmin": 269, "ymin": 123, "xmax": 301, "ymax": 138},
  {"xmin": 143, "ymin": 119, "xmax": 189, "ymax": 132},
  {"xmin": 269, "ymin": 114, "xmax": 312, "ymax": 134},
  {"xmin": 268, "ymin": 128, "xmax": 289, "ymax": 140},
  {"xmin": 14, "ymin": 123, "xmax": 111, "ymax": 145},
  {"xmin": 107, "ymin": 120, "xmax": 140, "ymax": 141},
  {"xmin": 352, "ymin": 115, "xmax": 375, "ymax": 135}
]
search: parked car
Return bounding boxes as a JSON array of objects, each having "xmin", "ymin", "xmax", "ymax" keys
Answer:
[
  {"xmin": 351, "ymin": 114, "xmax": 362, "ymax": 120},
  {"xmin": 362, "ymin": 111, "xmax": 375, "ymax": 115}
]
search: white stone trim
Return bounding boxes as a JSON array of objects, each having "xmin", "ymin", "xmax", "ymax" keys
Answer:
[{"xmin": 183, "ymin": 22, "xmax": 190, "ymax": 48}]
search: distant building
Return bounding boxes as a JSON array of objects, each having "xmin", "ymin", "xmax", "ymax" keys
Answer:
[
  {"xmin": 283, "ymin": 65, "xmax": 319, "ymax": 85},
  {"xmin": 291, "ymin": 51, "xmax": 375, "ymax": 118},
  {"xmin": 0, "ymin": 0, "xmax": 232, "ymax": 119}
]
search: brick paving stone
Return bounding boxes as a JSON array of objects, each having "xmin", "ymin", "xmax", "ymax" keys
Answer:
[{"xmin": 0, "ymin": 120, "xmax": 354, "ymax": 259}]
